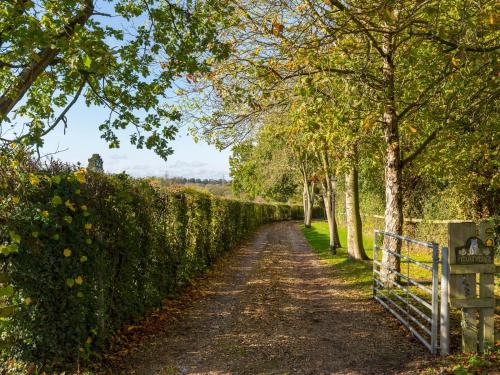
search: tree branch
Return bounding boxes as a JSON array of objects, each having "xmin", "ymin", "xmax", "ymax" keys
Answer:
[
  {"xmin": 0, "ymin": 0, "xmax": 94, "ymax": 119},
  {"xmin": 327, "ymin": 0, "xmax": 386, "ymax": 57},
  {"xmin": 413, "ymin": 31, "xmax": 500, "ymax": 53},
  {"xmin": 401, "ymin": 128, "xmax": 439, "ymax": 168}
]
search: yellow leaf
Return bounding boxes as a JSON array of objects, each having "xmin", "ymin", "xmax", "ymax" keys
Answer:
[
  {"xmin": 409, "ymin": 126, "xmax": 417, "ymax": 133},
  {"xmin": 12, "ymin": 196, "xmax": 20, "ymax": 204},
  {"xmin": 28, "ymin": 173, "xmax": 39, "ymax": 186},
  {"xmin": 65, "ymin": 200, "xmax": 76, "ymax": 212},
  {"xmin": 75, "ymin": 276, "xmax": 83, "ymax": 285},
  {"xmin": 63, "ymin": 248, "xmax": 72, "ymax": 257},
  {"xmin": 73, "ymin": 169, "xmax": 87, "ymax": 184}
]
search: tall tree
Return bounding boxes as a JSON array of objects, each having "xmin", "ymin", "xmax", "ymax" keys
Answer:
[
  {"xmin": 183, "ymin": 0, "xmax": 497, "ymax": 266},
  {"xmin": 87, "ymin": 153, "xmax": 104, "ymax": 172},
  {"xmin": 301, "ymin": 0, "xmax": 498, "ymax": 277}
]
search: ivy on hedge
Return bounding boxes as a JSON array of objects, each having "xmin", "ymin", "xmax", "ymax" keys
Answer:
[{"xmin": 0, "ymin": 161, "xmax": 302, "ymax": 367}]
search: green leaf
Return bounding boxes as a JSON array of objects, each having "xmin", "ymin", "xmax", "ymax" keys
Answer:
[
  {"xmin": 452, "ymin": 365, "xmax": 469, "ymax": 375},
  {"xmin": 51, "ymin": 195, "xmax": 62, "ymax": 206},
  {"xmin": 0, "ymin": 244, "xmax": 19, "ymax": 255},
  {"xmin": 9, "ymin": 231, "xmax": 21, "ymax": 244},
  {"xmin": 0, "ymin": 305, "xmax": 16, "ymax": 318},
  {"xmin": 0, "ymin": 286, "xmax": 14, "ymax": 298},
  {"xmin": 83, "ymin": 55, "xmax": 92, "ymax": 69}
]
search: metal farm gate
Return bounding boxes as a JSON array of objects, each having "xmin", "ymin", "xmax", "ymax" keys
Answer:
[{"xmin": 373, "ymin": 230, "xmax": 449, "ymax": 355}]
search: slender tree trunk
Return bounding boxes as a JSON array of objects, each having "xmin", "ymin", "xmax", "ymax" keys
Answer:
[
  {"xmin": 301, "ymin": 164, "xmax": 315, "ymax": 228},
  {"xmin": 323, "ymin": 189, "xmax": 337, "ymax": 254},
  {"xmin": 346, "ymin": 165, "xmax": 368, "ymax": 260},
  {"xmin": 309, "ymin": 181, "xmax": 315, "ymax": 222},
  {"xmin": 303, "ymin": 179, "xmax": 310, "ymax": 227},
  {"xmin": 332, "ymin": 186, "xmax": 341, "ymax": 248},
  {"xmin": 304, "ymin": 181, "xmax": 314, "ymax": 228},
  {"xmin": 319, "ymin": 149, "xmax": 341, "ymax": 252},
  {"xmin": 381, "ymin": 31, "xmax": 403, "ymax": 282}
]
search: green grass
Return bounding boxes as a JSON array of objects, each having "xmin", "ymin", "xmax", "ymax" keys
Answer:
[
  {"xmin": 301, "ymin": 221, "xmax": 436, "ymax": 298},
  {"xmin": 301, "ymin": 221, "xmax": 499, "ymax": 374},
  {"xmin": 301, "ymin": 221, "xmax": 374, "ymax": 296}
]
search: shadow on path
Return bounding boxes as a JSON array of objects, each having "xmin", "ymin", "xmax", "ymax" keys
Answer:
[{"xmin": 113, "ymin": 221, "xmax": 431, "ymax": 375}]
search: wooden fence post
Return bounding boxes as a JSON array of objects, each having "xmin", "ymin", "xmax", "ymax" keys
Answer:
[
  {"xmin": 448, "ymin": 222, "xmax": 496, "ymax": 353},
  {"xmin": 478, "ymin": 221, "xmax": 495, "ymax": 350},
  {"xmin": 440, "ymin": 246, "xmax": 450, "ymax": 356}
]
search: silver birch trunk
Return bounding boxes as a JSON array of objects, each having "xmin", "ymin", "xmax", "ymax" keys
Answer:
[{"xmin": 303, "ymin": 180, "xmax": 310, "ymax": 227}]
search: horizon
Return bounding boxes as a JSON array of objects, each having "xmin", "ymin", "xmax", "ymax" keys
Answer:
[{"xmin": 38, "ymin": 98, "xmax": 231, "ymax": 180}]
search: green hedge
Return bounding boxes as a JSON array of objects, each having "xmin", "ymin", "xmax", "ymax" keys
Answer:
[{"xmin": 0, "ymin": 166, "xmax": 301, "ymax": 367}]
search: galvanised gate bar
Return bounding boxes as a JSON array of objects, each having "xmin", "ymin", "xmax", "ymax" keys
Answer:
[{"xmin": 372, "ymin": 230, "xmax": 443, "ymax": 354}]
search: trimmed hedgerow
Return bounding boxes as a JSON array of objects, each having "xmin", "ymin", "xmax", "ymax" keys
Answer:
[{"xmin": 0, "ymin": 160, "xmax": 301, "ymax": 367}]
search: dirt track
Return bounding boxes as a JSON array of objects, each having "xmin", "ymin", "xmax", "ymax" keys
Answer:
[{"xmin": 111, "ymin": 221, "xmax": 431, "ymax": 374}]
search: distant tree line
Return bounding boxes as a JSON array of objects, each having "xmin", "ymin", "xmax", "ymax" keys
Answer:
[{"xmin": 163, "ymin": 176, "xmax": 230, "ymax": 186}]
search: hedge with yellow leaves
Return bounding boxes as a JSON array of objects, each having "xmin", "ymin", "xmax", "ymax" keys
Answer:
[{"xmin": 0, "ymin": 157, "xmax": 301, "ymax": 367}]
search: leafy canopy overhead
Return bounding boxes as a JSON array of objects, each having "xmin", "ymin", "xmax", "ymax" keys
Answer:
[{"xmin": 0, "ymin": 0, "xmax": 234, "ymax": 159}]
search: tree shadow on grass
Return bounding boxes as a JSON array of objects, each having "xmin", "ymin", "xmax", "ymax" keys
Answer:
[{"xmin": 301, "ymin": 223, "xmax": 374, "ymax": 295}]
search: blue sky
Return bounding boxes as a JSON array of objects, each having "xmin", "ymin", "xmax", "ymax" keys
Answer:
[
  {"xmin": 33, "ymin": 4, "xmax": 232, "ymax": 180},
  {"xmin": 40, "ymin": 99, "xmax": 231, "ymax": 179}
]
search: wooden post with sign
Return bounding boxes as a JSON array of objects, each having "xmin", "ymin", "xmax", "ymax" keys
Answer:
[
  {"xmin": 448, "ymin": 222, "xmax": 496, "ymax": 353},
  {"xmin": 478, "ymin": 222, "xmax": 496, "ymax": 351}
]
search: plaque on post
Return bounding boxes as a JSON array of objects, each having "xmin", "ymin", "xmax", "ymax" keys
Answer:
[{"xmin": 448, "ymin": 222, "xmax": 495, "ymax": 353}]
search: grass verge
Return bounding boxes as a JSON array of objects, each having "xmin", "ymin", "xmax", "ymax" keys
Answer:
[
  {"xmin": 300, "ymin": 221, "xmax": 373, "ymax": 297},
  {"xmin": 300, "ymin": 220, "xmax": 499, "ymax": 375}
]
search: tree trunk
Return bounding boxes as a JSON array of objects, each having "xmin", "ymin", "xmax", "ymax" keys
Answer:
[
  {"xmin": 323, "ymin": 190, "xmax": 337, "ymax": 254},
  {"xmin": 303, "ymin": 180, "xmax": 310, "ymax": 227},
  {"xmin": 301, "ymin": 165, "xmax": 315, "ymax": 228},
  {"xmin": 334, "ymin": 219, "xmax": 340, "ymax": 248},
  {"xmin": 346, "ymin": 165, "xmax": 368, "ymax": 260},
  {"xmin": 306, "ymin": 181, "xmax": 315, "ymax": 227},
  {"xmin": 319, "ymin": 149, "xmax": 341, "ymax": 252},
  {"xmin": 380, "ymin": 31, "xmax": 403, "ymax": 282}
]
